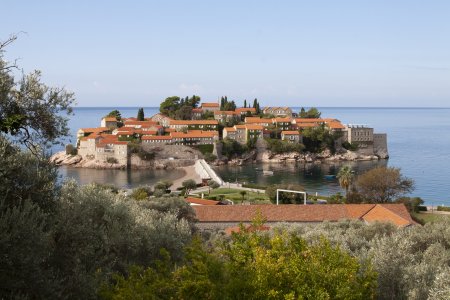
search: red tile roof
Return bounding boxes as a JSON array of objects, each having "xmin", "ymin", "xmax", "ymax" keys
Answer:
[
  {"xmin": 214, "ymin": 110, "xmax": 238, "ymax": 115},
  {"xmin": 193, "ymin": 204, "xmax": 416, "ymax": 227},
  {"xmin": 185, "ymin": 197, "xmax": 220, "ymax": 205},
  {"xmin": 235, "ymin": 107, "xmax": 256, "ymax": 113},
  {"xmin": 245, "ymin": 124, "xmax": 264, "ymax": 130},
  {"xmin": 79, "ymin": 127, "xmax": 109, "ymax": 133},
  {"xmin": 201, "ymin": 102, "xmax": 220, "ymax": 107},
  {"xmin": 281, "ymin": 131, "xmax": 300, "ymax": 135},
  {"xmin": 170, "ymin": 120, "xmax": 218, "ymax": 125},
  {"xmin": 102, "ymin": 117, "xmax": 117, "ymax": 122}
]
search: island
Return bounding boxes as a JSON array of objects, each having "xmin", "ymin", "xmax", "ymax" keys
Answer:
[{"xmin": 51, "ymin": 97, "xmax": 389, "ymax": 174}]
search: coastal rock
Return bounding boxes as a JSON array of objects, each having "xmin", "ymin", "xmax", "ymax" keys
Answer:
[{"xmin": 50, "ymin": 151, "xmax": 82, "ymax": 165}]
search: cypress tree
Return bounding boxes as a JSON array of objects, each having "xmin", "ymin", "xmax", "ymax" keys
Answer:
[
  {"xmin": 137, "ymin": 108, "xmax": 145, "ymax": 121},
  {"xmin": 244, "ymin": 99, "xmax": 247, "ymax": 108}
]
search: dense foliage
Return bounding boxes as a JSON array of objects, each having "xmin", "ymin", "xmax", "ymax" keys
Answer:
[
  {"xmin": 299, "ymin": 107, "xmax": 321, "ymax": 118},
  {"xmin": 265, "ymin": 138, "xmax": 304, "ymax": 154},
  {"xmin": 354, "ymin": 167, "xmax": 414, "ymax": 203},
  {"xmin": 100, "ymin": 226, "xmax": 377, "ymax": 299},
  {"xmin": 302, "ymin": 124, "xmax": 341, "ymax": 153},
  {"xmin": 159, "ymin": 95, "xmax": 200, "ymax": 119},
  {"xmin": 220, "ymin": 137, "xmax": 248, "ymax": 159}
]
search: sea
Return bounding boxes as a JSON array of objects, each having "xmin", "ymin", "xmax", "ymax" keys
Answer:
[{"xmin": 56, "ymin": 107, "xmax": 450, "ymax": 207}]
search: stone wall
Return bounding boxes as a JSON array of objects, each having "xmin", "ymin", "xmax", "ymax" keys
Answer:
[{"xmin": 373, "ymin": 133, "xmax": 389, "ymax": 158}]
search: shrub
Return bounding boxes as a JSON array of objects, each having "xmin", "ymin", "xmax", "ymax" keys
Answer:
[
  {"xmin": 265, "ymin": 138, "xmax": 304, "ymax": 154},
  {"xmin": 65, "ymin": 144, "xmax": 78, "ymax": 155},
  {"xmin": 106, "ymin": 157, "xmax": 118, "ymax": 164},
  {"xmin": 194, "ymin": 144, "xmax": 214, "ymax": 155},
  {"xmin": 131, "ymin": 186, "xmax": 152, "ymax": 201},
  {"xmin": 437, "ymin": 206, "xmax": 450, "ymax": 212},
  {"xmin": 204, "ymin": 152, "xmax": 217, "ymax": 162},
  {"xmin": 342, "ymin": 141, "xmax": 358, "ymax": 151}
]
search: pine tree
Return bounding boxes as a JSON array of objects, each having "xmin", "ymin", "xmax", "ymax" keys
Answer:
[
  {"xmin": 253, "ymin": 98, "xmax": 257, "ymax": 109},
  {"xmin": 137, "ymin": 108, "xmax": 145, "ymax": 121},
  {"xmin": 244, "ymin": 99, "xmax": 247, "ymax": 108}
]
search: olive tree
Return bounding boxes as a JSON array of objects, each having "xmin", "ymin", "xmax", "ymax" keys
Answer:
[{"xmin": 0, "ymin": 35, "xmax": 75, "ymax": 153}]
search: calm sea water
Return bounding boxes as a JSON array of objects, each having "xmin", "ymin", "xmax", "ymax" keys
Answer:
[{"xmin": 57, "ymin": 107, "xmax": 450, "ymax": 206}]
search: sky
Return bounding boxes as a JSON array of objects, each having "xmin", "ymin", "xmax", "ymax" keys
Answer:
[{"xmin": 1, "ymin": 0, "xmax": 450, "ymax": 107}]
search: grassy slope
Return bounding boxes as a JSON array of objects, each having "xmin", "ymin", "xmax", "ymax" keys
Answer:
[{"xmin": 412, "ymin": 212, "xmax": 450, "ymax": 223}]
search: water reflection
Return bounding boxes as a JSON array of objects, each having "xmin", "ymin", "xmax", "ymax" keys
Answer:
[
  {"xmin": 214, "ymin": 160, "xmax": 388, "ymax": 196},
  {"xmin": 58, "ymin": 166, "xmax": 185, "ymax": 189}
]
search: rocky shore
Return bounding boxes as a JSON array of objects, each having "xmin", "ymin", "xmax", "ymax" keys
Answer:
[
  {"xmin": 215, "ymin": 148, "xmax": 388, "ymax": 166},
  {"xmin": 51, "ymin": 144, "xmax": 388, "ymax": 169}
]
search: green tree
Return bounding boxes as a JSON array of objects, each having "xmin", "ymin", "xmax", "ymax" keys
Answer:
[
  {"xmin": 355, "ymin": 167, "xmax": 414, "ymax": 203},
  {"xmin": 239, "ymin": 190, "xmax": 247, "ymax": 203},
  {"xmin": 136, "ymin": 107, "xmax": 144, "ymax": 121},
  {"xmin": 154, "ymin": 180, "xmax": 173, "ymax": 193},
  {"xmin": 337, "ymin": 165, "xmax": 354, "ymax": 199},
  {"xmin": 243, "ymin": 99, "xmax": 247, "ymax": 108},
  {"xmin": 207, "ymin": 180, "xmax": 220, "ymax": 194},
  {"xmin": 299, "ymin": 107, "xmax": 321, "ymax": 118},
  {"xmin": 159, "ymin": 96, "xmax": 180, "ymax": 117},
  {"xmin": 0, "ymin": 35, "xmax": 75, "ymax": 152},
  {"xmin": 182, "ymin": 179, "xmax": 197, "ymax": 196}
]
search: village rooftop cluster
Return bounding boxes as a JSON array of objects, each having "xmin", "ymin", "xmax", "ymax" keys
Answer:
[{"xmin": 76, "ymin": 101, "xmax": 387, "ymax": 165}]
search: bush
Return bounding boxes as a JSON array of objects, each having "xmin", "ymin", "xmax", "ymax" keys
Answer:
[
  {"xmin": 265, "ymin": 138, "xmax": 304, "ymax": 154},
  {"xmin": 194, "ymin": 144, "xmax": 214, "ymax": 155},
  {"xmin": 342, "ymin": 141, "xmax": 358, "ymax": 151},
  {"xmin": 221, "ymin": 138, "xmax": 248, "ymax": 159},
  {"xmin": 65, "ymin": 144, "xmax": 78, "ymax": 155},
  {"xmin": 204, "ymin": 152, "xmax": 217, "ymax": 162},
  {"xmin": 131, "ymin": 186, "xmax": 152, "ymax": 201},
  {"xmin": 417, "ymin": 205, "xmax": 427, "ymax": 211},
  {"xmin": 437, "ymin": 206, "xmax": 450, "ymax": 212},
  {"xmin": 106, "ymin": 157, "xmax": 118, "ymax": 164}
]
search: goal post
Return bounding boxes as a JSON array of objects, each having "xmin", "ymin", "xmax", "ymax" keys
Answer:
[{"xmin": 276, "ymin": 189, "xmax": 307, "ymax": 205}]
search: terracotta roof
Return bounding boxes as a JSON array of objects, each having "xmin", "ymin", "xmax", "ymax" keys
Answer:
[
  {"xmin": 141, "ymin": 130, "xmax": 157, "ymax": 135},
  {"xmin": 294, "ymin": 118, "xmax": 324, "ymax": 123},
  {"xmin": 201, "ymin": 102, "xmax": 220, "ymax": 107},
  {"xmin": 326, "ymin": 121, "xmax": 345, "ymax": 129},
  {"xmin": 273, "ymin": 117, "xmax": 292, "ymax": 123},
  {"xmin": 295, "ymin": 123, "xmax": 319, "ymax": 128},
  {"xmin": 245, "ymin": 117, "xmax": 272, "ymax": 124},
  {"xmin": 234, "ymin": 125, "xmax": 247, "ymax": 129},
  {"xmin": 124, "ymin": 120, "xmax": 158, "ymax": 126},
  {"xmin": 224, "ymin": 127, "xmax": 237, "ymax": 132},
  {"xmin": 245, "ymin": 124, "xmax": 264, "ymax": 130},
  {"xmin": 165, "ymin": 128, "xmax": 176, "ymax": 132},
  {"xmin": 185, "ymin": 197, "xmax": 220, "ymax": 206},
  {"xmin": 79, "ymin": 127, "xmax": 109, "ymax": 133},
  {"xmin": 102, "ymin": 117, "xmax": 117, "ymax": 122},
  {"xmin": 193, "ymin": 204, "xmax": 416, "ymax": 227},
  {"xmin": 170, "ymin": 120, "xmax": 218, "ymax": 125},
  {"xmin": 192, "ymin": 108, "xmax": 203, "ymax": 113},
  {"xmin": 282, "ymin": 131, "xmax": 300, "ymax": 135},
  {"xmin": 141, "ymin": 135, "xmax": 172, "ymax": 140}
]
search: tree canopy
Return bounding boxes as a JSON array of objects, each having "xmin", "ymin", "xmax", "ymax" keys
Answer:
[
  {"xmin": 299, "ymin": 107, "xmax": 321, "ymax": 118},
  {"xmin": 355, "ymin": 166, "xmax": 414, "ymax": 203},
  {"xmin": 136, "ymin": 107, "xmax": 144, "ymax": 121},
  {"xmin": 0, "ymin": 35, "xmax": 75, "ymax": 152}
]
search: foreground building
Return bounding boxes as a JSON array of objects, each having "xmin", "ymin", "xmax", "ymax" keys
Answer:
[{"xmin": 193, "ymin": 204, "xmax": 416, "ymax": 231}]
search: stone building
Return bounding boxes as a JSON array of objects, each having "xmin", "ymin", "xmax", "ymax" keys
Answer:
[
  {"xmin": 223, "ymin": 124, "xmax": 263, "ymax": 144},
  {"xmin": 168, "ymin": 119, "xmax": 219, "ymax": 131},
  {"xmin": 100, "ymin": 117, "xmax": 118, "ymax": 129},
  {"xmin": 345, "ymin": 124, "xmax": 374, "ymax": 155},
  {"xmin": 214, "ymin": 111, "xmax": 239, "ymax": 123},
  {"xmin": 281, "ymin": 131, "xmax": 301, "ymax": 143},
  {"xmin": 262, "ymin": 107, "xmax": 293, "ymax": 117},
  {"xmin": 78, "ymin": 134, "xmax": 129, "ymax": 165},
  {"xmin": 200, "ymin": 102, "xmax": 220, "ymax": 112}
]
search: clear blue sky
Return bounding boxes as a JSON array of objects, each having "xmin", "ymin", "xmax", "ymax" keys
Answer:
[{"xmin": 2, "ymin": 0, "xmax": 449, "ymax": 107}]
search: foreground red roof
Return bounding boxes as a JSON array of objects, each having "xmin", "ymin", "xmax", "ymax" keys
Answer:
[
  {"xmin": 193, "ymin": 204, "xmax": 416, "ymax": 227},
  {"xmin": 185, "ymin": 197, "xmax": 220, "ymax": 206}
]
